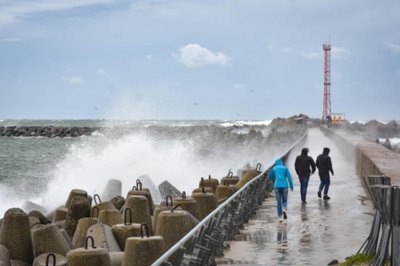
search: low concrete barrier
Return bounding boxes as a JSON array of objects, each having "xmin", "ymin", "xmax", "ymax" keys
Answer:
[{"xmin": 320, "ymin": 126, "xmax": 400, "ymax": 185}]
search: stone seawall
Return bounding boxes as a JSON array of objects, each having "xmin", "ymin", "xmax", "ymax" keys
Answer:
[
  {"xmin": 0, "ymin": 126, "xmax": 99, "ymax": 137},
  {"xmin": 320, "ymin": 126, "xmax": 400, "ymax": 185}
]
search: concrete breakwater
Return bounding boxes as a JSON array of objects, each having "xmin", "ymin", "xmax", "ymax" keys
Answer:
[
  {"xmin": 0, "ymin": 165, "xmax": 264, "ymax": 266},
  {"xmin": 320, "ymin": 126, "xmax": 400, "ymax": 184},
  {"xmin": 0, "ymin": 126, "xmax": 100, "ymax": 137}
]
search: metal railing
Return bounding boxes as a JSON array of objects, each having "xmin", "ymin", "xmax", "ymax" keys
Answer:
[
  {"xmin": 151, "ymin": 133, "xmax": 306, "ymax": 266},
  {"xmin": 358, "ymin": 175, "xmax": 400, "ymax": 266}
]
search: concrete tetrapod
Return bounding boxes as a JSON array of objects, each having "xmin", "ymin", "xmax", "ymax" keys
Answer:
[
  {"xmin": 220, "ymin": 170, "xmax": 239, "ymax": 186},
  {"xmin": 0, "ymin": 244, "xmax": 11, "ymax": 266},
  {"xmin": 215, "ymin": 183, "xmax": 237, "ymax": 201},
  {"xmin": 0, "ymin": 208, "xmax": 33, "ymax": 263},
  {"xmin": 158, "ymin": 180, "xmax": 181, "ymax": 199},
  {"xmin": 109, "ymin": 252, "xmax": 124, "ymax": 266},
  {"xmin": 153, "ymin": 196, "xmax": 173, "ymax": 233},
  {"xmin": 67, "ymin": 236, "xmax": 110, "ymax": 266},
  {"xmin": 8, "ymin": 260, "xmax": 30, "ymax": 266},
  {"xmin": 199, "ymin": 175, "xmax": 220, "ymax": 193},
  {"xmin": 192, "ymin": 191, "xmax": 217, "ymax": 220},
  {"xmin": 91, "ymin": 194, "xmax": 117, "ymax": 219},
  {"xmin": 72, "ymin": 217, "xmax": 98, "ymax": 248},
  {"xmin": 235, "ymin": 163, "xmax": 262, "ymax": 189},
  {"xmin": 98, "ymin": 209, "xmax": 123, "ymax": 227},
  {"xmin": 65, "ymin": 189, "xmax": 88, "ymax": 209},
  {"xmin": 101, "ymin": 179, "xmax": 122, "ymax": 202},
  {"xmin": 29, "ymin": 216, "xmax": 41, "ymax": 229},
  {"xmin": 183, "ymin": 209, "xmax": 199, "ymax": 228},
  {"xmin": 111, "ymin": 208, "xmax": 142, "ymax": 250},
  {"xmin": 126, "ymin": 180, "xmax": 155, "ymax": 215},
  {"xmin": 52, "ymin": 207, "xmax": 68, "ymax": 223},
  {"xmin": 111, "ymin": 196, "xmax": 125, "ymax": 210},
  {"xmin": 86, "ymin": 223, "xmax": 121, "ymax": 252},
  {"xmin": 31, "ymin": 224, "xmax": 71, "ymax": 257},
  {"xmin": 155, "ymin": 208, "xmax": 194, "ymax": 250},
  {"xmin": 65, "ymin": 195, "xmax": 91, "ymax": 238},
  {"xmin": 28, "ymin": 210, "xmax": 51, "ymax": 225},
  {"xmin": 192, "ymin": 187, "xmax": 213, "ymax": 194},
  {"xmin": 122, "ymin": 224, "xmax": 165, "ymax": 266},
  {"xmin": 33, "ymin": 253, "xmax": 67, "ymax": 266},
  {"xmin": 173, "ymin": 191, "xmax": 199, "ymax": 219},
  {"xmin": 59, "ymin": 229, "xmax": 74, "ymax": 249},
  {"xmin": 121, "ymin": 195, "xmax": 153, "ymax": 235},
  {"xmin": 137, "ymin": 175, "xmax": 163, "ymax": 204}
]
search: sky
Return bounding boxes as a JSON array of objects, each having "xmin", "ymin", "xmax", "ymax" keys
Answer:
[{"xmin": 0, "ymin": 0, "xmax": 399, "ymax": 121}]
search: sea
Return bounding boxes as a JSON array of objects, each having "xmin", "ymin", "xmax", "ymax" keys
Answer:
[{"xmin": 0, "ymin": 119, "xmax": 283, "ymax": 216}]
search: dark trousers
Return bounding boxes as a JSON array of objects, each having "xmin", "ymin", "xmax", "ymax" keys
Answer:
[
  {"xmin": 298, "ymin": 176, "xmax": 309, "ymax": 202},
  {"xmin": 319, "ymin": 176, "xmax": 331, "ymax": 195}
]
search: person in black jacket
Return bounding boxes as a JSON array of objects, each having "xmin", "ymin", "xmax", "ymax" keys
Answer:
[
  {"xmin": 294, "ymin": 148, "xmax": 316, "ymax": 204},
  {"xmin": 316, "ymin": 147, "xmax": 334, "ymax": 200}
]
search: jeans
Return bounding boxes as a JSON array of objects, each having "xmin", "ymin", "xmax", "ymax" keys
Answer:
[
  {"xmin": 298, "ymin": 176, "xmax": 310, "ymax": 202},
  {"xmin": 319, "ymin": 176, "xmax": 330, "ymax": 195},
  {"xmin": 275, "ymin": 188, "xmax": 288, "ymax": 217}
]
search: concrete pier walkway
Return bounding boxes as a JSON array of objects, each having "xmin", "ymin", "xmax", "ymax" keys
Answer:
[{"xmin": 217, "ymin": 128, "xmax": 374, "ymax": 265}]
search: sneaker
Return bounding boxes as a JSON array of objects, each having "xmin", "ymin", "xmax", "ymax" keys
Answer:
[
  {"xmin": 283, "ymin": 209, "xmax": 287, "ymax": 220},
  {"xmin": 323, "ymin": 195, "xmax": 331, "ymax": 200},
  {"xmin": 279, "ymin": 217, "xmax": 283, "ymax": 223},
  {"xmin": 302, "ymin": 201, "xmax": 307, "ymax": 204},
  {"xmin": 317, "ymin": 191, "xmax": 321, "ymax": 198}
]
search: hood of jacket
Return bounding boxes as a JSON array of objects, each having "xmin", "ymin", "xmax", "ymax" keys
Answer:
[
  {"xmin": 301, "ymin": 148, "xmax": 309, "ymax": 156},
  {"xmin": 275, "ymin": 159, "xmax": 283, "ymax": 166}
]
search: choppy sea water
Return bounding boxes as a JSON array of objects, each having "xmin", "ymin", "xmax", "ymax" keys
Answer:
[{"xmin": 0, "ymin": 119, "xmax": 285, "ymax": 215}]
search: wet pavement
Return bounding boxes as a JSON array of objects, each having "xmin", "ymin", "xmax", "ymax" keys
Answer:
[{"xmin": 216, "ymin": 128, "xmax": 374, "ymax": 265}]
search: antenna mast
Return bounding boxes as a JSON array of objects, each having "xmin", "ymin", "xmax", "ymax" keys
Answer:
[{"xmin": 322, "ymin": 42, "xmax": 331, "ymax": 120}]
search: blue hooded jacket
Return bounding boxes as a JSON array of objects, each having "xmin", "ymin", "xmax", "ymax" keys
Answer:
[{"xmin": 268, "ymin": 159, "xmax": 294, "ymax": 190}]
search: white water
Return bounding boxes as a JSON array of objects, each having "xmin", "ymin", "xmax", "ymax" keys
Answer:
[
  {"xmin": 0, "ymin": 117, "xmax": 287, "ymax": 215},
  {"xmin": 30, "ymin": 131, "xmax": 275, "ymax": 213},
  {"xmin": 220, "ymin": 120, "xmax": 272, "ymax": 127}
]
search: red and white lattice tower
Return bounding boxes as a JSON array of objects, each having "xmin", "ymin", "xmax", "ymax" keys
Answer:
[{"xmin": 322, "ymin": 42, "xmax": 331, "ymax": 120}]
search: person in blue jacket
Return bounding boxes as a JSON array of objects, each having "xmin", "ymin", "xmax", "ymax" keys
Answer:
[{"xmin": 268, "ymin": 159, "xmax": 294, "ymax": 222}]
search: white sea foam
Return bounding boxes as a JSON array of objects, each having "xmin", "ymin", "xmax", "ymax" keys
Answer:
[
  {"xmin": 0, "ymin": 185, "xmax": 25, "ymax": 215},
  {"xmin": 377, "ymin": 138, "xmax": 400, "ymax": 145},
  {"xmin": 90, "ymin": 131, "xmax": 104, "ymax": 137},
  {"xmin": 349, "ymin": 120, "xmax": 395, "ymax": 125},
  {"xmin": 220, "ymin": 120, "xmax": 272, "ymax": 127},
  {"xmin": 0, "ymin": 116, "xmax": 280, "ymax": 215},
  {"xmin": 390, "ymin": 138, "xmax": 400, "ymax": 145},
  {"xmin": 34, "ymin": 131, "xmax": 275, "ymax": 213}
]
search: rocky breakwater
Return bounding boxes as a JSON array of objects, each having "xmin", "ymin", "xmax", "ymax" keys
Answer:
[
  {"xmin": 342, "ymin": 120, "xmax": 400, "ymax": 154},
  {"xmin": 0, "ymin": 126, "xmax": 100, "ymax": 138},
  {"xmin": 263, "ymin": 114, "xmax": 308, "ymax": 146},
  {"xmin": 344, "ymin": 119, "xmax": 400, "ymax": 138}
]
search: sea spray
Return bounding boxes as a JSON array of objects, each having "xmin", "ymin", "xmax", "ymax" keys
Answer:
[
  {"xmin": 39, "ymin": 133, "xmax": 189, "ymax": 211},
  {"xmin": 38, "ymin": 130, "xmax": 278, "ymax": 212},
  {"xmin": 0, "ymin": 120, "xmax": 296, "ymax": 216}
]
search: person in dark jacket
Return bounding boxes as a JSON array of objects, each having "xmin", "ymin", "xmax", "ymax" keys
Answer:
[
  {"xmin": 316, "ymin": 147, "xmax": 334, "ymax": 200},
  {"xmin": 294, "ymin": 148, "xmax": 316, "ymax": 204}
]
